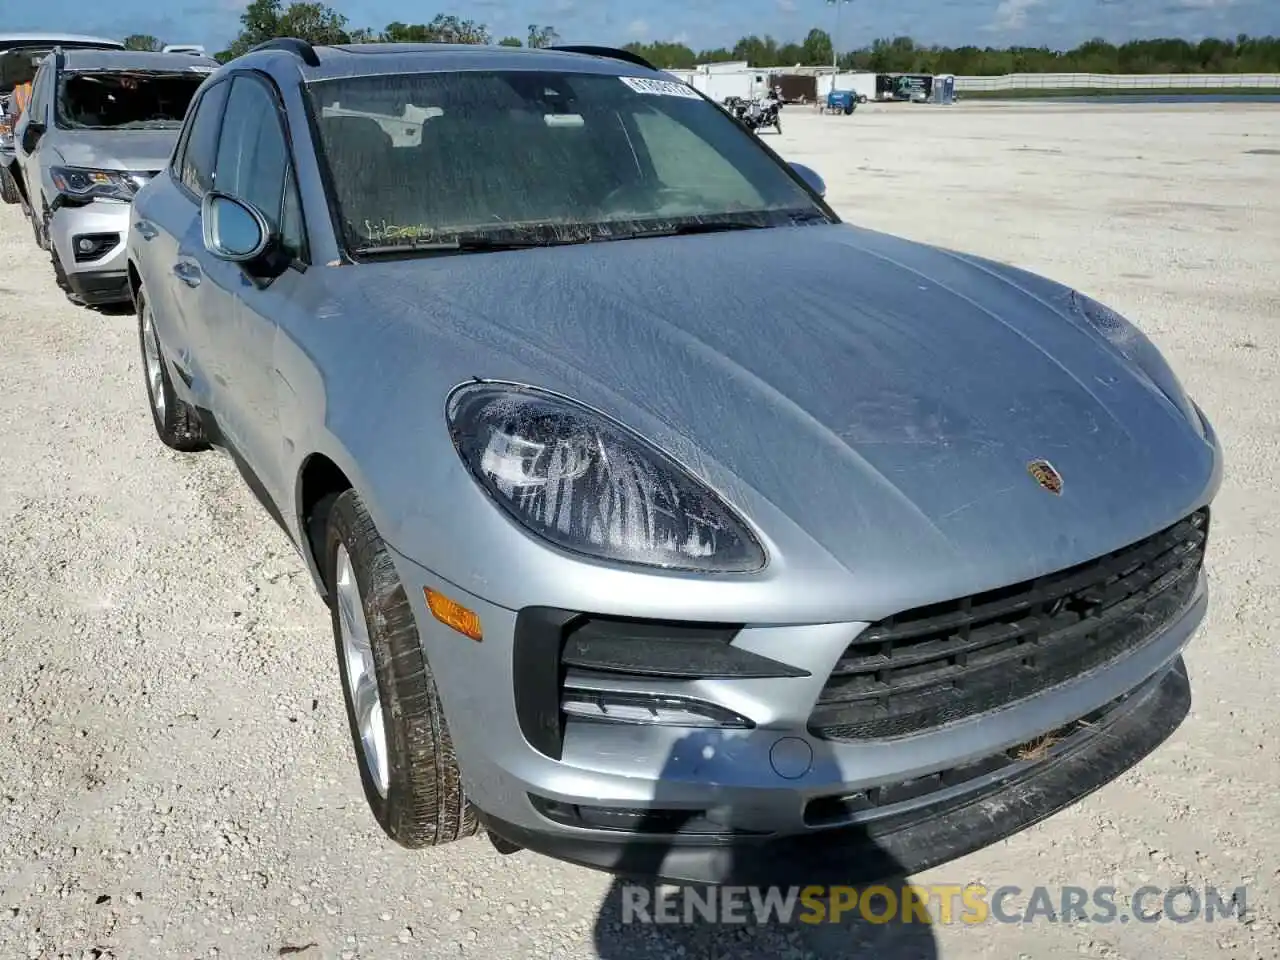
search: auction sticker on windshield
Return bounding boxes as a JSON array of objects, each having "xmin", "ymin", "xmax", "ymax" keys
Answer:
[{"xmin": 620, "ymin": 76, "xmax": 701, "ymax": 99}]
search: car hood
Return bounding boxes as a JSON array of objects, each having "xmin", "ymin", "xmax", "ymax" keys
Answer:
[
  {"xmin": 49, "ymin": 129, "xmax": 178, "ymax": 171},
  {"xmin": 338, "ymin": 222, "xmax": 1218, "ymax": 595}
]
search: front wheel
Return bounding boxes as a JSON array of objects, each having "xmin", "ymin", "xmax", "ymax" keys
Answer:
[
  {"xmin": 323, "ymin": 488, "xmax": 481, "ymax": 848},
  {"xmin": 29, "ymin": 202, "xmax": 48, "ymax": 250},
  {"xmin": 137, "ymin": 285, "xmax": 208, "ymax": 451},
  {"xmin": 51, "ymin": 247, "xmax": 81, "ymax": 304},
  {"xmin": 0, "ymin": 167, "xmax": 19, "ymax": 205}
]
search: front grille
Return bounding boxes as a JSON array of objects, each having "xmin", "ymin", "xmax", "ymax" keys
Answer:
[
  {"xmin": 805, "ymin": 664, "xmax": 1161, "ymax": 827},
  {"xmin": 809, "ymin": 508, "xmax": 1208, "ymax": 741}
]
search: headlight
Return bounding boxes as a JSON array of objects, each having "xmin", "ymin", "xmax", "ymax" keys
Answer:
[
  {"xmin": 49, "ymin": 166, "xmax": 139, "ymax": 203},
  {"xmin": 1069, "ymin": 291, "xmax": 1204, "ymax": 437},
  {"xmin": 446, "ymin": 383, "xmax": 766, "ymax": 572}
]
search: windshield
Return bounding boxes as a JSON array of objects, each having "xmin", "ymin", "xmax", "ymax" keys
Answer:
[
  {"xmin": 306, "ymin": 70, "xmax": 831, "ymax": 254},
  {"xmin": 56, "ymin": 70, "xmax": 205, "ymax": 130},
  {"xmin": 1, "ymin": 42, "xmax": 124, "ymax": 94}
]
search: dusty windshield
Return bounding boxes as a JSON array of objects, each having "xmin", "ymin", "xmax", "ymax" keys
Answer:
[
  {"xmin": 56, "ymin": 71, "xmax": 206, "ymax": 129},
  {"xmin": 306, "ymin": 70, "xmax": 831, "ymax": 252}
]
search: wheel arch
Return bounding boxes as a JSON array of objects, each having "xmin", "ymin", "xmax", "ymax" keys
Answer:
[
  {"xmin": 127, "ymin": 260, "xmax": 142, "ymax": 303},
  {"xmin": 296, "ymin": 450, "xmax": 355, "ymax": 598}
]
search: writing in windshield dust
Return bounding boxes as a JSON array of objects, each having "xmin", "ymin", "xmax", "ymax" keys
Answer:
[
  {"xmin": 363, "ymin": 220, "xmax": 436, "ymax": 242},
  {"xmin": 619, "ymin": 76, "xmax": 700, "ymax": 99}
]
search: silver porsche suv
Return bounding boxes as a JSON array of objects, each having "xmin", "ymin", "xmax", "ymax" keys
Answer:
[{"xmin": 125, "ymin": 39, "xmax": 1222, "ymax": 885}]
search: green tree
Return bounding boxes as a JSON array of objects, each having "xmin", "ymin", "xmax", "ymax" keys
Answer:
[
  {"xmin": 733, "ymin": 34, "xmax": 780, "ymax": 66},
  {"xmin": 224, "ymin": 0, "xmax": 350, "ymax": 57},
  {"xmin": 382, "ymin": 15, "xmax": 490, "ymax": 44},
  {"xmin": 499, "ymin": 37, "xmax": 523, "ymax": 47},
  {"xmin": 800, "ymin": 28, "xmax": 832, "ymax": 65},
  {"xmin": 277, "ymin": 2, "xmax": 349, "ymax": 44},
  {"xmin": 527, "ymin": 24, "xmax": 559, "ymax": 48},
  {"xmin": 122, "ymin": 34, "xmax": 162, "ymax": 52},
  {"xmin": 623, "ymin": 41, "xmax": 697, "ymax": 68}
]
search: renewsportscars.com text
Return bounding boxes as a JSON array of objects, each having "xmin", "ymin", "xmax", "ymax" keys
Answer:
[{"xmin": 621, "ymin": 883, "xmax": 1249, "ymax": 925}]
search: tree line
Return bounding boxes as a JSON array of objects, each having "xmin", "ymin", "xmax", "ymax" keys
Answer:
[
  {"xmin": 625, "ymin": 34, "xmax": 1280, "ymax": 75},
  {"xmin": 121, "ymin": 2, "xmax": 1280, "ymax": 74}
]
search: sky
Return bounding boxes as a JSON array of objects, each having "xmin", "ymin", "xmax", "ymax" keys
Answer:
[{"xmin": 8, "ymin": 0, "xmax": 1277, "ymax": 56}]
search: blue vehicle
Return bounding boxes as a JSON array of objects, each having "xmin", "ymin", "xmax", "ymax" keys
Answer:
[{"xmin": 827, "ymin": 89, "xmax": 857, "ymax": 114}]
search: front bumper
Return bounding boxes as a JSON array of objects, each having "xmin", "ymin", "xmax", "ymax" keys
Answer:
[
  {"xmin": 387, "ymin": 535, "xmax": 1206, "ymax": 884},
  {"xmin": 48, "ymin": 198, "xmax": 131, "ymax": 304},
  {"xmin": 485, "ymin": 657, "xmax": 1190, "ymax": 885}
]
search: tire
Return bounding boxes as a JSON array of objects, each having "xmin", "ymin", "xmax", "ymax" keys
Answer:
[
  {"xmin": 0, "ymin": 167, "xmax": 18, "ymax": 205},
  {"xmin": 323, "ymin": 488, "xmax": 481, "ymax": 849},
  {"xmin": 137, "ymin": 286, "xmax": 209, "ymax": 451},
  {"xmin": 29, "ymin": 199, "xmax": 49, "ymax": 250},
  {"xmin": 51, "ymin": 247, "xmax": 82, "ymax": 304}
]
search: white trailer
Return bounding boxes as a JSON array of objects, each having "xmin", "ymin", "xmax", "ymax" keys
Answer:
[
  {"xmin": 823, "ymin": 71, "xmax": 876, "ymax": 102},
  {"xmin": 694, "ymin": 69, "xmax": 771, "ymax": 103}
]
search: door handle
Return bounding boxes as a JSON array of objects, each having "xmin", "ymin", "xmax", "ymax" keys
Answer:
[
  {"xmin": 173, "ymin": 261, "xmax": 201, "ymax": 288},
  {"xmin": 135, "ymin": 220, "xmax": 159, "ymax": 241}
]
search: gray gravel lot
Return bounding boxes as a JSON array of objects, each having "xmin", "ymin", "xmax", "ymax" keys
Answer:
[{"xmin": 1, "ymin": 101, "xmax": 1278, "ymax": 960}]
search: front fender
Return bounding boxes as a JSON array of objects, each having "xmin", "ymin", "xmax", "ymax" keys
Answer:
[{"xmin": 274, "ymin": 313, "xmax": 405, "ymax": 599}]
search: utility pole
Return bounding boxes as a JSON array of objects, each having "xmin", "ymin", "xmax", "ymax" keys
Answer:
[{"xmin": 827, "ymin": 0, "xmax": 851, "ymax": 95}]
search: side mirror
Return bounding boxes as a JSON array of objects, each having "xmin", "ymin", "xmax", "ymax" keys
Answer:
[
  {"xmin": 789, "ymin": 161, "xmax": 826, "ymax": 198},
  {"xmin": 21, "ymin": 121, "xmax": 44, "ymax": 154},
  {"xmin": 202, "ymin": 191, "xmax": 270, "ymax": 262}
]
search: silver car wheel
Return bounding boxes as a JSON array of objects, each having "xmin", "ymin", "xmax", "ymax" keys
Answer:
[
  {"xmin": 141, "ymin": 303, "xmax": 166, "ymax": 423},
  {"xmin": 336, "ymin": 544, "xmax": 390, "ymax": 797}
]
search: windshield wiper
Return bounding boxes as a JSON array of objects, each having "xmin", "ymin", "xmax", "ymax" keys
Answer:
[
  {"xmin": 628, "ymin": 213, "xmax": 829, "ymax": 240},
  {"xmin": 352, "ymin": 235, "xmax": 572, "ymax": 257},
  {"xmin": 115, "ymin": 120, "xmax": 182, "ymax": 129},
  {"xmin": 660, "ymin": 220, "xmax": 769, "ymax": 236}
]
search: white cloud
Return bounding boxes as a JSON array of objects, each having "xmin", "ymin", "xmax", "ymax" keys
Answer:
[
  {"xmin": 626, "ymin": 18, "xmax": 650, "ymax": 38},
  {"xmin": 777, "ymin": 0, "xmax": 798, "ymax": 12},
  {"xmin": 987, "ymin": 0, "xmax": 1044, "ymax": 32}
]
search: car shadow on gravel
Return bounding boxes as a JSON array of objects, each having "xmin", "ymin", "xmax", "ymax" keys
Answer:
[
  {"xmin": 88, "ymin": 301, "xmax": 135, "ymax": 317},
  {"xmin": 590, "ymin": 729, "xmax": 940, "ymax": 960}
]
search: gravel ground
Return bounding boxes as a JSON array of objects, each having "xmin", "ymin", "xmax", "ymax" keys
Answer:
[{"xmin": 1, "ymin": 101, "xmax": 1277, "ymax": 960}]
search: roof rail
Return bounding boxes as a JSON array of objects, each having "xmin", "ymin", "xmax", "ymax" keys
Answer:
[
  {"xmin": 248, "ymin": 37, "xmax": 320, "ymax": 67},
  {"xmin": 548, "ymin": 45, "xmax": 656, "ymax": 72}
]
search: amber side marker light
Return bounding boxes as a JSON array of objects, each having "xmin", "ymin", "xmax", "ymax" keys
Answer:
[{"xmin": 425, "ymin": 588, "xmax": 483, "ymax": 641}]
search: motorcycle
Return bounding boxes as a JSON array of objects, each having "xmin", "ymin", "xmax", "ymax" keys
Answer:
[{"xmin": 730, "ymin": 94, "xmax": 783, "ymax": 135}]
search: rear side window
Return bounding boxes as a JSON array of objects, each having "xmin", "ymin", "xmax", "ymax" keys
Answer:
[{"xmin": 179, "ymin": 79, "xmax": 229, "ymax": 196}]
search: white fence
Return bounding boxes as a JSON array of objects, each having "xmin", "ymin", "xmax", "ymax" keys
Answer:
[{"xmin": 954, "ymin": 73, "xmax": 1280, "ymax": 92}]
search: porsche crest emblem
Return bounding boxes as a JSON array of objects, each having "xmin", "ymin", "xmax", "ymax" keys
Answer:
[{"xmin": 1027, "ymin": 459, "xmax": 1063, "ymax": 495}]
